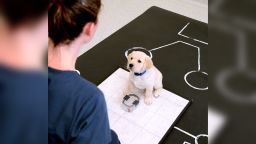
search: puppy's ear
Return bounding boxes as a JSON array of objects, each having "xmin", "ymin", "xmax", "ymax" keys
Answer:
[
  {"xmin": 145, "ymin": 56, "xmax": 153, "ymax": 69},
  {"xmin": 127, "ymin": 53, "xmax": 131, "ymax": 60},
  {"xmin": 127, "ymin": 52, "xmax": 133, "ymax": 60},
  {"xmin": 126, "ymin": 53, "xmax": 131, "ymax": 70}
]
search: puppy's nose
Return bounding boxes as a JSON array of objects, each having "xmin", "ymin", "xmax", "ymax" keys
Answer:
[{"xmin": 129, "ymin": 64, "xmax": 133, "ymax": 68}]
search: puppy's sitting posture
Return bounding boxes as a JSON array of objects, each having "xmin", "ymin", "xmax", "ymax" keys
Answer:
[{"xmin": 125, "ymin": 51, "xmax": 163, "ymax": 105}]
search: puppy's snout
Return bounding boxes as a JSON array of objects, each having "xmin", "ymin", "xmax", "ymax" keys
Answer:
[{"xmin": 129, "ymin": 64, "xmax": 134, "ymax": 68}]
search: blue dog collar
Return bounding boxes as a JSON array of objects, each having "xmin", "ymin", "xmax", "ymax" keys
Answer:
[{"xmin": 134, "ymin": 70, "xmax": 146, "ymax": 76}]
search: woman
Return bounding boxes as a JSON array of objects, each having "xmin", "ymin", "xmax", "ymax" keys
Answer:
[
  {"xmin": 0, "ymin": 0, "xmax": 48, "ymax": 144},
  {"xmin": 48, "ymin": 0, "xmax": 120, "ymax": 143}
]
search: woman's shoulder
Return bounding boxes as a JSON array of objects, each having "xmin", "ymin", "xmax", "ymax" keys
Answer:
[
  {"xmin": 78, "ymin": 77, "xmax": 104, "ymax": 99},
  {"xmin": 48, "ymin": 67, "xmax": 103, "ymax": 100},
  {"xmin": 72, "ymin": 77, "xmax": 107, "ymax": 113}
]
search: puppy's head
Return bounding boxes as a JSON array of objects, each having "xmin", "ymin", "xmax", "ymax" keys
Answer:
[{"xmin": 127, "ymin": 51, "xmax": 153, "ymax": 73}]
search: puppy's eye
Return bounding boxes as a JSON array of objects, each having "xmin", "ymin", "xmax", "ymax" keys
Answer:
[
  {"xmin": 138, "ymin": 60, "xmax": 141, "ymax": 63},
  {"xmin": 131, "ymin": 57, "xmax": 133, "ymax": 60}
]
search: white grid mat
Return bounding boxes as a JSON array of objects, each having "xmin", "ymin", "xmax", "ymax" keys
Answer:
[
  {"xmin": 208, "ymin": 108, "xmax": 226, "ymax": 143},
  {"xmin": 98, "ymin": 68, "xmax": 190, "ymax": 144}
]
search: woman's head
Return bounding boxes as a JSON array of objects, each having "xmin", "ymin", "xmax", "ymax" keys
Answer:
[
  {"xmin": 48, "ymin": 0, "xmax": 101, "ymax": 46},
  {"xmin": 0, "ymin": 0, "xmax": 48, "ymax": 70},
  {"xmin": 0, "ymin": 0, "xmax": 48, "ymax": 45},
  {"xmin": 0, "ymin": 0, "xmax": 48, "ymax": 28}
]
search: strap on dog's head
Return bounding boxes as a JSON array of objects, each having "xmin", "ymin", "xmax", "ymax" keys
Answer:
[{"xmin": 125, "ymin": 47, "xmax": 153, "ymax": 59}]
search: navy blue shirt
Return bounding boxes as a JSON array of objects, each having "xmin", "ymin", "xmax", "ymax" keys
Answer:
[
  {"xmin": 0, "ymin": 65, "xmax": 48, "ymax": 144},
  {"xmin": 48, "ymin": 67, "xmax": 118, "ymax": 144}
]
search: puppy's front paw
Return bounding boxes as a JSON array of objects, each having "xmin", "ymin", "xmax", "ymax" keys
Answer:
[
  {"xmin": 153, "ymin": 89, "xmax": 162, "ymax": 98},
  {"xmin": 144, "ymin": 96, "xmax": 153, "ymax": 105},
  {"xmin": 123, "ymin": 89, "xmax": 129, "ymax": 96}
]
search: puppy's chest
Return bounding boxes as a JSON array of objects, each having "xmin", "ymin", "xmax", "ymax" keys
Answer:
[{"xmin": 131, "ymin": 74, "xmax": 154, "ymax": 89}]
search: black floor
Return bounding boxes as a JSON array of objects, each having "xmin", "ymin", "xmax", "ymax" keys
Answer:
[{"xmin": 77, "ymin": 6, "xmax": 208, "ymax": 144}]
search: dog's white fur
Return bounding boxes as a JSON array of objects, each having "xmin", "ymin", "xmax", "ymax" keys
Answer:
[{"xmin": 125, "ymin": 51, "xmax": 163, "ymax": 105}]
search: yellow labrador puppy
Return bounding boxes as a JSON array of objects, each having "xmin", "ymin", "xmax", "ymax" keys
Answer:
[{"xmin": 126, "ymin": 51, "xmax": 163, "ymax": 105}]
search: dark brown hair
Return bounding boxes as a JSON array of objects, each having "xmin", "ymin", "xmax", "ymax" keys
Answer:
[
  {"xmin": 0, "ymin": 0, "xmax": 48, "ymax": 27},
  {"xmin": 48, "ymin": 0, "xmax": 101, "ymax": 46}
]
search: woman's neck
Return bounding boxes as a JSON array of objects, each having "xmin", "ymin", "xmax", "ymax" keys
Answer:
[
  {"xmin": 0, "ymin": 47, "xmax": 45, "ymax": 71},
  {"xmin": 0, "ymin": 25, "xmax": 45, "ymax": 71},
  {"xmin": 48, "ymin": 40, "xmax": 81, "ymax": 71}
]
